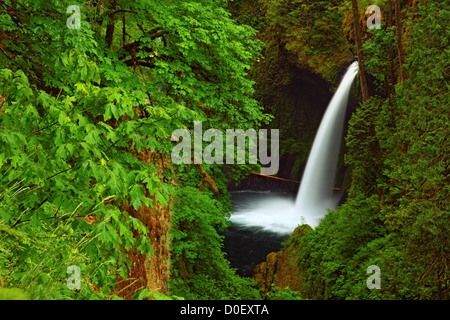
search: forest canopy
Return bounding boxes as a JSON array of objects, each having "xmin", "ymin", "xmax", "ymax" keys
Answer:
[
  {"xmin": 0, "ymin": 0, "xmax": 267, "ymax": 299},
  {"xmin": 0, "ymin": 0, "xmax": 448, "ymax": 301}
]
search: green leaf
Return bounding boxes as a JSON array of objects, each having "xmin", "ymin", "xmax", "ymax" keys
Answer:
[
  {"xmin": 130, "ymin": 184, "xmax": 145, "ymax": 211},
  {"xmin": 106, "ymin": 172, "xmax": 121, "ymax": 195},
  {"xmin": 137, "ymin": 236, "xmax": 153, "ymax": 255}
]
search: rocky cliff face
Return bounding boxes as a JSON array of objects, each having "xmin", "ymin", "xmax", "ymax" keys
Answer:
[
  {"xmin": 253, "ymin": 225, "xmax": 311, "ymax": 296},
  {"xmin": 227, "ymin": 0, "xmax": 357, "ymax": 192}
]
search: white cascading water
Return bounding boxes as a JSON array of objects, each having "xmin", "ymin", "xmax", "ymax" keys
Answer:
[
  {"xmin": 294, "ymin": 61, "xmax": 359, "ymax": 228},
  {"xmin": 230, "ymin": 62, "xmax": 359, "ymax": 234}
]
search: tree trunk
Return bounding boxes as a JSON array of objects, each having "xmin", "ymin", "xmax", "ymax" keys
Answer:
[
  {"xmin": 351, "ymin": 0, "xmax": 370, "ymax": 102},
  {"xmin": 105, "ymin": 0, "xmax": 117, "ymax": 49},
  {"xmin": 395, "ymin": 0, "xmax": 406, "ymax": 82},
  {"xmin": 387, "ymin": 0, "xmax": 396, "ymax": 94}
]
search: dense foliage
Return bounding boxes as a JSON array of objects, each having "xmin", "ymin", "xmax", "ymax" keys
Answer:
[
  {"xmin": 169, "ymin": 186, "xmax": 259, "ymax": 299},
  {"xmin": 0, "ymin": 0, "xmax": 266, "ymax": 299},
  {"xmin": 0, "ymin": 0, "xmax": 448, "ymax": 301},
  {"xmin": 268, "ymin": 0, "xmax": 449, "ymax": 300}
]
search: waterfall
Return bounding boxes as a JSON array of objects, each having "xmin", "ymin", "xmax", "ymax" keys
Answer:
[
  {"xmin": 295, "ymin": 61, "xmax": 359, "ymax": 228},
  {"xmin": 230, "ymin": 62, "xmax": 359, "ymax": 234}
]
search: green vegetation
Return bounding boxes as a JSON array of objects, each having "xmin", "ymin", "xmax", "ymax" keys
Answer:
[
  {"xmin": 0, "ymin": 0, "xmax": 265, "ymax": 299},
  {"xmin": 0, "ymin": 0, "xmax": 448, "ymax": 301},
  {"xmin": 253, "ymin": 0, "xmax": 449, "ymax": 300},
  {"xmin": 169, "ymin": 187, "xmax": 259, "ymax": 299}
]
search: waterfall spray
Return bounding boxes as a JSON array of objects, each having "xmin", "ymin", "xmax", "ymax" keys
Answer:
[{"xmin": 231, "ymin": 62, "xmax": 359, "ymax": 233}]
